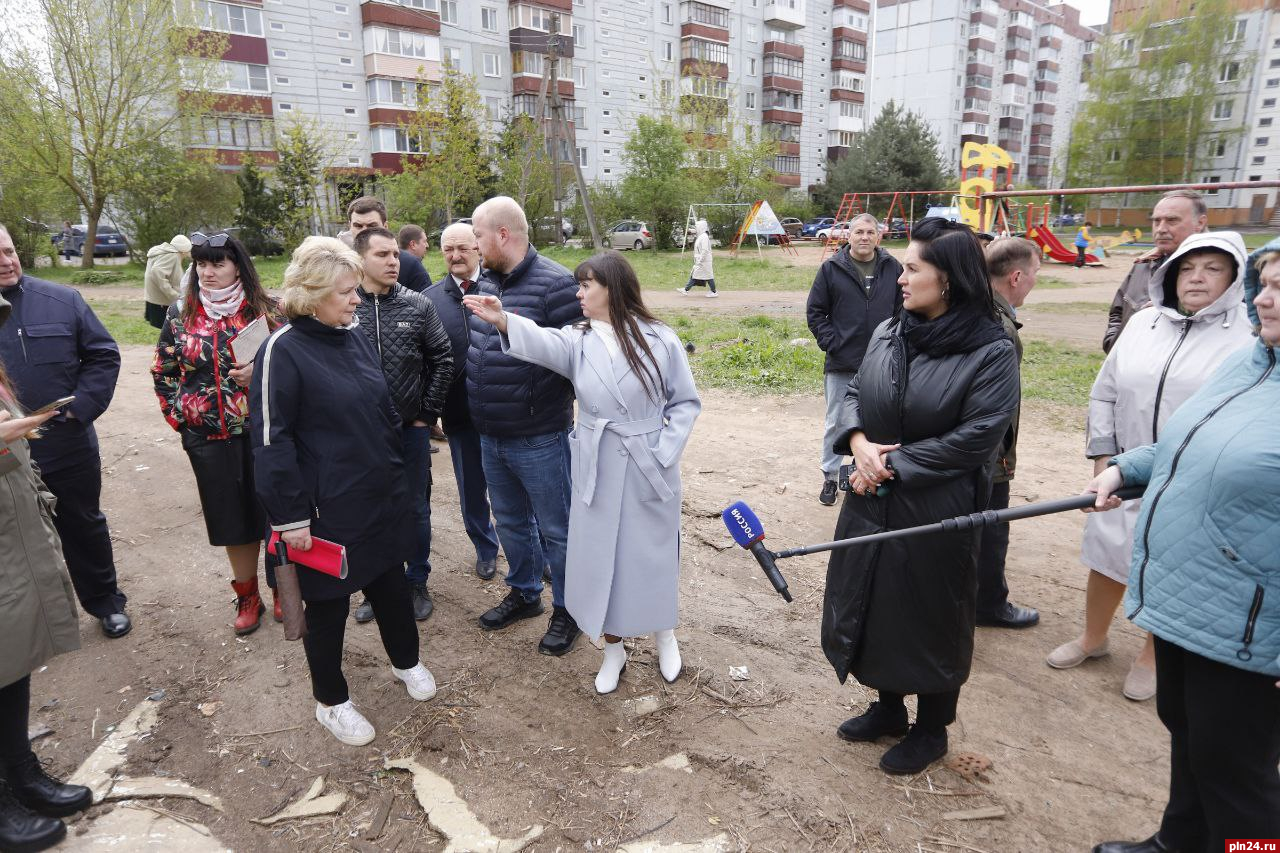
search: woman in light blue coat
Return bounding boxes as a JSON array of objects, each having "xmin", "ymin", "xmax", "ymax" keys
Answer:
[
  {"xmin": 464, "ymin": 251, "xmax": 701, "ymax": 695},
  {"xmin": 1084, "ymin": 237, "xmax": 1280, "ymax": 853}
]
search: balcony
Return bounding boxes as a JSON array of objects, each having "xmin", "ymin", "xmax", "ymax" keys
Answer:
[
  {"xmin": 1032, "ymin": 101, "xmax": 1056, "ymax": 115},
  {"xmin": 763, "ymin": 74, "xmax": 803, "ymax": 92},
  {"xmin": 764, "ymin": 0, "xmax": 805, "ymax": 29},
  {"xmin": 763, "ymin": 108, "xmax": 802, "ymax": 124},
  {"xmin": 832, "ymin": 0, "xmax": 870, "ymax": 10},
  {"xmin": 1029, "ymin": 143, "xmax": 1051, "ymax": 157},
  {"xmin": 828, "ymin": 144, "xmax": 850, "ymax": 160},
  {"xmin": 997, "ymin": 115, "xmax": 1024, "ymax": 130},
  {"xmin": 764, "ymin": 40, "xmax": 804, "ymax": 60},
  {"xmin": 361, "ymin": 1, "xmax": 440, "ymax": 34},
  {"xmin": 681, "ymin": 21, "xmax": 729, "ymax": 43},
  {"xmin": 961, "ymin": 121, "xmax": 989, "ymax": 136}
]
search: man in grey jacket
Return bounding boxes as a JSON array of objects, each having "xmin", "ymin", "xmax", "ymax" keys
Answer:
[{"xmin": 1101, "ymin": 190, "xmax": 1206, "ymax": 353}]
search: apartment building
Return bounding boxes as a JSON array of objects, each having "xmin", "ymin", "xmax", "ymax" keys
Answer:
[
  {"xmin": 183, "ymin": 0, "xmax": 883, "ymax": 208},
  {"xmin": 869, "ymin": 0, "xmax": 1099, "ymax": 188}
]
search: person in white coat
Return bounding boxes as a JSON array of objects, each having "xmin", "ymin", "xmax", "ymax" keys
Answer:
[
  {"xmin": 464, "ymin": 250, "xmax": 701, "ymax": 694},
  {"xmin": 678, "ymin": 219, "xmax": 717, "ymax": 297},
  {"xmin": 1047, "ymin": 231, "xmax": 1253, "ymax": 700},
  {"xmin": 143, "ymin": 234, "xmax": 191, "ymax": 328}
]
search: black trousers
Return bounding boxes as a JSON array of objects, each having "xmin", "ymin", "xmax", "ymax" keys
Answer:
[
  {"xmin": 976, "ymin": 479, "xmax": 1011, "ymax": 617},
  {"xmin": 40, "ymin": 460, "xmax": 126, "ymax": 618},
  {"xmin": 302, "ymin": 565, "xmax": 420, "ymax": 706},
  {"xmin": 1075, "ymin": 246, "xmax": 1087, "ymax": 267},
  {"xmin": 0, "ymin": 676, "xmax": 31, "ymax": 769},
  {"xmin": 879, "ymin": 688, "xmax": 961, "ymax": 733},
  {"xmin": 1154, "ymin": 636, "xmax": 1280, "ymax": 850},
  {"xmin": 684, "ymin": 277, "xmax": 717, "ymax": 293}
]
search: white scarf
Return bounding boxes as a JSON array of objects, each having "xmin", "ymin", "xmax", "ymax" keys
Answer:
[
  {"xmin": 591, "ymin": 320, "xmax": 620, "ymax": 359},
  {"xmin": 200, "ymin": 279, "xmax": 245, "ymax": 319}
]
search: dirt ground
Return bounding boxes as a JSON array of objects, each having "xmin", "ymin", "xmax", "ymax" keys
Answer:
[{"xmin": 29, "ymin": 256, "xmax": 1172, "ymax": 852}]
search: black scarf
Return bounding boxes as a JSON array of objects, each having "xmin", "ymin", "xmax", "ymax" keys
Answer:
[{"xmin": 897, "ymin": 304, "xmax": 1008, "ymax": 359}]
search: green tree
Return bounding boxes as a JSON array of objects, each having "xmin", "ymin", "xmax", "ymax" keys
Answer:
[
  {"xmin": 620, "ymin": 116, "xmax": 691, "ymax": 250},
  {"xmin": 492, "ymin": 113, "xmax": 567, "ymax": 227},
  {"xmin": 817, "ymin": 101, "xmax": 948, "ymax": 212},
  {"xmin": 1064, "ymin": 0, "xmax": 1245, "ymax": 192},
  {"xmin": 387, "ymin": 69, "xmax": 492, "ymax": 230},
  {"xmin": 114, "ymin": 143, "xmax": 240, "ymax": 262},
  {"xmin": 674, "ymin": 65, "xmax": 779, "ymax": 208},
  {"xmin": 0, "ymin": 0, "xmax": 225, "ymax": 267},
  {"xmin": 273, "ymin": 118, "xmax": 329, "ymax": 246},
  {"xmin": 0, "ymin": 158, "xmax": 77, "ymax": 268},
  {"xmin": 235, "ymin": 158, "xmax": 285, "ymax": 256}
]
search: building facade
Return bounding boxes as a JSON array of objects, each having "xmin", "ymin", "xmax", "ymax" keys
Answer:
[
  {"xmin": 184, "ymin": 0, "xmax": 884, "ymax": 205},
  {"xmin": 869, "ymin": 0, "xmax": 1099, "ymax": 188}
]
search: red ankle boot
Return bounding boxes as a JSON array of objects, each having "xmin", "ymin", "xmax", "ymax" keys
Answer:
[
  {"xmin": 272, "ymin": 590, "xmax": 283, "ymax": 623},
  {"xmin": 231, "ymin": 579, "xmax": 264, "ymax": 635}
]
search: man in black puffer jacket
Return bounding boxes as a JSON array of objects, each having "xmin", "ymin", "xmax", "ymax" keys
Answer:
[
  {"xmin": 351, "ymin": 227, "xmax": 453, "ymax": 622},
  {"xmin": 466, "ymin": 196, "xmax": 584, "ymax": 656},
  {"xmin": 806, "ymin": 214, "xmax": 902, "ymax": 507}
]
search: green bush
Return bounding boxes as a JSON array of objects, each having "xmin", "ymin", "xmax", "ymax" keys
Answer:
[{"xmin": 70, "ymin": 270, "xmax": 126, "ymax": 285}]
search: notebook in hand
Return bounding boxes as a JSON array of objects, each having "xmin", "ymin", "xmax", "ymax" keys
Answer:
[
  {"xmin": 269, "ymin": 531, "xmax": 348, "ymax": 579},
  {"xmin": 230, "ymin": 315, "xmax": 270, "ymax": 365}
]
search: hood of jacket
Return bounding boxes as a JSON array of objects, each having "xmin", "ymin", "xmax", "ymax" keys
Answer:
[
  {"xmin": 1244, "ymin": 235, "xmax": 1280, "ymax": 330},
  {"xmin": 695, "ymin": 219, "xmax": 709, "ymax": 236},
  {"xmin": 1147, "ymin": 231, "xmax": 1247, "ymax": 324},
  {"xmin": 146, "ymin": 242, "xmax": 183, "ymax": 259}
]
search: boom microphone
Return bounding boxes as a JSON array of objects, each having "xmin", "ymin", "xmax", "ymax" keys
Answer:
[{"xmin": 721, "ymin": 501, "xmax": 792, "ymax": 602}]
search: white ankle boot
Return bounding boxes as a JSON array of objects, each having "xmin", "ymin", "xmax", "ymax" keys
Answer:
[
  {"xmin": 653, "ymin": 629, "xmax": 682, "ymax": 683},
  {"xmin": 595, "ymin": 640, "xmax": 627, "ymax": 694}
]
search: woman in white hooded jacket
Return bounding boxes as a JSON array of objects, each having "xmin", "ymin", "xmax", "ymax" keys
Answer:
[
  {"xmin": 1046, "ymin": 231, "xmax": 1253, "ymax": 700},
  {"xmin": 678, "ymin": 219, "xmax": 716, "ymax": 297}
]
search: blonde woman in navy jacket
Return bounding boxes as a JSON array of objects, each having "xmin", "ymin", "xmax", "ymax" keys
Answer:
[{"xmin": 1085, "ymin": 237, "xmax": 1280, "ymax": 853}]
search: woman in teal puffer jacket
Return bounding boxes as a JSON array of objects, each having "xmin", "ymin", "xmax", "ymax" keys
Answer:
[{"xmin": 1085, "ymin": 236, "xmax": 1280, "ymax": 853}]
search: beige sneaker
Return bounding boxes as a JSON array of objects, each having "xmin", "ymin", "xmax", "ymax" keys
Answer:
[
  {"xmin": 1045, "ymin": 639, "xmax": 1109, "ymax": 669},
  {"xmin": 1122, "ymin": 661, "xmax": 1157, "ymax": 701}
]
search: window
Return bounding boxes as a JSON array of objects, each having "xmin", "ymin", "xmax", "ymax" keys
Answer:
[
  {"xmin": 1220, "ymin": 61, "xmax": 1240, "ymax": 83},
  {"xmin": 836, "ymin": 101, "xmax": 864, "ymax": 118},
  {"xmin": 201, "ymin": 1, "xmax": 264, "ymax": 36},
  {"xmin": 440, "ymin": 0, "xmax": 457, "ymax": 24},
  {"xmin": 1262, "ymin": 117, "xmax": 1274, "ymax": 127},
  {"xmin": 1253, "ymin": 156, "xmax": 1266, "ymax": 165},
  {"xmin": 372, "ymin": 127, "xmax": 422, "ymax": 153},
  {"xmin": 763, "ymin": 55, "xmax": 803, "ymax": 78},
  {"xmin": 1211, "ymin": 139, "xmax": 1226, "ymax": 158},
  {"xmin": 660, "ymin": 79, "xmax": 672, "ymax": 98},
  {"xmin": 1213, "ymin": 99, "xmax": 1233, "ymax": 120},
  {"xmin": 278, "ymin": 102, "xmax": 292, "ymax": 111},
  {"xmin": 207, "ymin": 60, "xmax": 269, "ymax": 93},
  {"xmin": 573, "ymin": 106, "xmax": 586, "ymax": 126},
  {"xmin": 747, "ymin": 23, "xmax": 758, "ymax": 42},
  {"xmin": 833, "ymin": 70, "xmax": 864, "ymax": 91},
  {"xmin": 575, "ymin": 64, "xmax": 586, "ymax": 86},
  {"xmin": 341, "ymin": 81, "xmax": 354, "ymax": 90},
  {"xmin": 481, "ymin": 6, "xmax": 498, "ymax": 31},
  {"xmin": 661, "ymin": 2, "xmax": 671, "ymax": 23},
  {"xmin": 577, "ymin": 146, "xmax": 587, "ymax": 167},
  {"xmin": 365, "ymin": 27, "xmax": 440, "ymax": 60},
  {"xmin": 485, "ymin": 96, "xmax": 504, "ymax": 121},
  {"xmin": 834, "ymin": 39, "xmax": 867, "ymax": 61},
  {"xmin": 508, "ymin": 5, "xmax": 569, "ymax": 33},
  {"xmin": 748, "ymin": 57, "xmax": 757, "ymax": 75},
  {"xmin": 511, "ymin": 51, "xmax": 544, "ymax": 75},
  {"xmin": 187, "ymin": 115, "xmax": 276, "ymax": 148},
  {"xmin": 483, "ymin": 52, "xmax": 500, "ymax": 77},
  {"xmin": 1228, "ymin": 19, "xmax": 1245, "ymax": 42},
  {"xmin": 272, "ymin": 48, "xmax": 286, "ymax": 58},
  {"xmin": 344, "ymin": 106, "xmax": 356, "ymax": 115},
  {"xmin": 340, "ymin": 56, "xmax": 353, "ymax": 66},
  {"xmin": 367, "ymin": 78, "xmax": 427, "ymax": 107},
  {"xmin": 334, "ymin": 3, "xmax": 348, "ymax": 11},
  {"xmin": 681, "ymin": 38, "xmax": 729, "ymax": 64},
  {"xmin": 572, "ymin": 24, "xmax": 584, "ymax": 43},
  {"xmin": 1202, "ymin": 175, "xmax": 1220, "ymax": 195},
  {"xmin": 1107, "ymin": 147, "xmax": 1121, "ymax": 162},
  {"xmin": 444, "ymin": 46, "xmax": 461, "ymax": 68},
  {"xmin": 1269, "ymin": 79, "xmax": 1280, "ymax": 88},
  {"xmin": 662, "ymin": 41, "xmax": 673, "ymax": 61},
  {"xmin": 1258, "ymin": 137, "xmax": 1271, "ymax": 146},
  {"xmin": 337, "ymin": 30, "xmax": 351, "ymax": 39},
  {"xmin": 1272, "ymin": 59, "xmax": 1280, "ymax": 69},
  {"xmin": 270, "ymin": 21, "xmax": 284, "ymax": 31},
  {"xmin": 746, "ymin": 91, "xmax": 756, "ymax": 109},
  {"xmin": 346, "ymin": 131, "xmax": 359, "ymax": 141},
  {"xmin": 1120, "ymin": 37, "xmax": 1134, "ymax": 53},
  {"xmin": 275, "ymin": 75, "xmax": 290, "ymax": 85},
  {"xmin": 1265, "ymin": 98, "xmax": 1277, "ymax": 108},
  {"xmin": 683, "ymin": 2, "xmax": 729, "ymax": 28},
  {"xmin": 771, "ymin": 155, "xmax": 800, "ymax": 173},
  {"xmin": 398, "ymin": 0, "xmax": 439, "ymax": 11}
]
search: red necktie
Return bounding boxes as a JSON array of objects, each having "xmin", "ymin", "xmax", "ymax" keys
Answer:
[{"xmin": 461, "ymin": 279, "xmax": 472, "ymax": 293}]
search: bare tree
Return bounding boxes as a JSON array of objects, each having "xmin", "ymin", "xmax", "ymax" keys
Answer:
[{"xmin": 0, "ymin": 0, "xmax": 225, "ymax": 266}]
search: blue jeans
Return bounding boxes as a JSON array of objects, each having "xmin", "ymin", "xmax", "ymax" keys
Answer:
[
  {"xmin": 446, "ymin": 426, "xmax": 500, "ymax": 561},
  {"xmin": 479, "ymin": 430, "xmax": 571, "ymax": 608},
  {"xmin": 402, "ymin": 425, "xmax": 433, "ymax": 585}
]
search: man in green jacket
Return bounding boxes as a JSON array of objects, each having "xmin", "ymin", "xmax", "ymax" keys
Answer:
[{"xmin": 977, "ymin": 237, "xmax": 1041, "ymax": 628}]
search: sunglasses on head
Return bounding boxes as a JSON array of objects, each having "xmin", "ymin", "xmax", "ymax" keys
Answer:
[{"xmin": 190, "ymin": 231, "xmax": 230, "ymax": 248}]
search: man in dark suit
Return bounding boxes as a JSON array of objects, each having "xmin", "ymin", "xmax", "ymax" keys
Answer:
[
  {"xmin": 424, "ymin": 222, "xmax": 500, "ymax": 580},
  {"xmin": 0, "ymin": 224, "xmax": 130, "ymax": 638},
  {"xmin": 397, "ymin": 224, "xmax": 433, "ymax": 293}
]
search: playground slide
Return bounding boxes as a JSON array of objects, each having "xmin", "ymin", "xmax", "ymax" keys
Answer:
[{"xmin": 1027, "ymin": 224, "xmax": 1100, "ymax": 265}]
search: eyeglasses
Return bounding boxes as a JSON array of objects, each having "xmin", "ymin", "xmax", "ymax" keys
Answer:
[{"xmin": 190, "ymin": 231, "xmax": 230, "ymax": 248}]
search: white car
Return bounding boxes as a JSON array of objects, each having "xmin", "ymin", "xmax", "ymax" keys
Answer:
[{"xmin": 816, "ymin": 221, "xmax": 850, "ymax": 242}]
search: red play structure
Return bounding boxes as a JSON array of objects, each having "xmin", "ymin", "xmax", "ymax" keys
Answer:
[{"xmin": 1024, "ymin": 203, "xmax": 1100, "ymax": 266}]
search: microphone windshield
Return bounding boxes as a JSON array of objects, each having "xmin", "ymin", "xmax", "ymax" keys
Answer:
[{"xmin": 722, "ymin": 501, "xmax": 765, "ymax": 547}]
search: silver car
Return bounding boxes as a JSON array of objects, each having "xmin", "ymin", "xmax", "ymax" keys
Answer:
[{"xmin": 603, "ymin": 220, "xmax": 654, "ymax": 250}]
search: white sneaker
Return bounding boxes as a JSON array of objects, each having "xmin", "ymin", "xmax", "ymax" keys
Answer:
[
  {"xmin": 674, "ymin": 287, "xmax": 687, "ymax": 294},
  {"xmin": 595, "ymin": 641, "xmax": 627, "ymax": 695},
  {"xmin": 315, "ymin": 700, "xmax": 375, "ymax": 746},
  {"xmin": 653, "ymin": 629, "xmax": 683, "ymax": 683},
  {"xmin": 706, "ymin": 291, "xmax": 718, "ymax": 298},
  {"xmin": 392, "ymin": 662, "xmax": 437, "ymax": 701}
]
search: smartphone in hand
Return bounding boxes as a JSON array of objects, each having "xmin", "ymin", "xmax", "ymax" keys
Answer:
[{"xmin": 31, "ymin": 395, "xmax": 75, "ymax": 415}]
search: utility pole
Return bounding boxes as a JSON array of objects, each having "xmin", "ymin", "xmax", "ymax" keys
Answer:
[{"xmin": 533, "ymin": 13, "xmax": 602, "ymax": 250}]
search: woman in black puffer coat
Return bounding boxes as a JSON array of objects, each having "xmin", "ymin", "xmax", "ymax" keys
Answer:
[{"xmin": 822, "ymin": 217, "xmax": 1020, "ymax": 775}]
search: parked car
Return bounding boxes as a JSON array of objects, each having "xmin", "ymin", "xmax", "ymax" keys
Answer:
[
  {"xmin": 801, "ymin": 217, "xmax": 835, "ymax": 238},
  {"xmin": 1053, "ymin": 213, "xmax": 1084, "ymax": 227},
  {"xmin": 51, "ymin": 224, "xmax": 129, "ymax": 257},
  {"xmin": 603, "ymin": 220, "xmax": 654, "ymax": 250},
  {"xmin": 532, "ymin": 216, "xmax": 574, "ymax": 242},
  {"xmin": 923, "ymin": 206, "xmax": 962, "ymax": 222},
  {"xmin": 816, "ymin": 221, "xmax": 850, "ymax": 242},
  {"xmin": 881, "ymin": 218, "xmax": 909, "ymax": 239}
]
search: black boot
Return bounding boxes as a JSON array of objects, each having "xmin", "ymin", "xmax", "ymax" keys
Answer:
[
  {"xmin": 0, "ymin": 781, "xmax": 66, "ymax": 853},
  {"xmin": 879, "ymin": 724, "xmax": 948, "ymax": 774},
  {"xmin": 5, "ymin": 753, "xmax": 92, "ymax": 818},
  {"xmin": 836, "ymin": 701, "xmax": 909, "ymax": 743},
  {"xmin": 1092, "ymin": 836, "xmax": 1177, "ymax": 853}
]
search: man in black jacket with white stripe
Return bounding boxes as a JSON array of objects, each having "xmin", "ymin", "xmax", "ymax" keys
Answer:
[{"xmin": 351, "ymin": 227, "xmax": 453, "ymax": 622}]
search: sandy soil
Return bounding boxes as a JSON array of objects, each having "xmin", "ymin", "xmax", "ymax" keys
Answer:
[{"xmin": 27, "ymin": 265, "xmax": 1173, "ymax": 852}]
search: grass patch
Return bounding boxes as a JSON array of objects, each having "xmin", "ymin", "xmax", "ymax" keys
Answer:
[
  {"xmin": 69, "ymin": 269, "xmax": 126, "ymax": 285},
  {"xmin": 658, "ymin": 312, "xmax": 823, "ymax": 395},
  {"xmin": 84, "ymin": 300, "xmax": 162, "ymax": 346},
  {"xmin": 540, "ymin": 246, "xmax": 817, "ymax": 292},
  {"xmin": 1021, "ymin": 339, "xmax": 1102, "ymax": 405},
  {"xmin": 1023, "ymin": 301, "xmax": 1111, "ymax": 316},
  {"xmin": 1034, "ymin": 276, "xmax": 1076, "ymax": 289}
]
